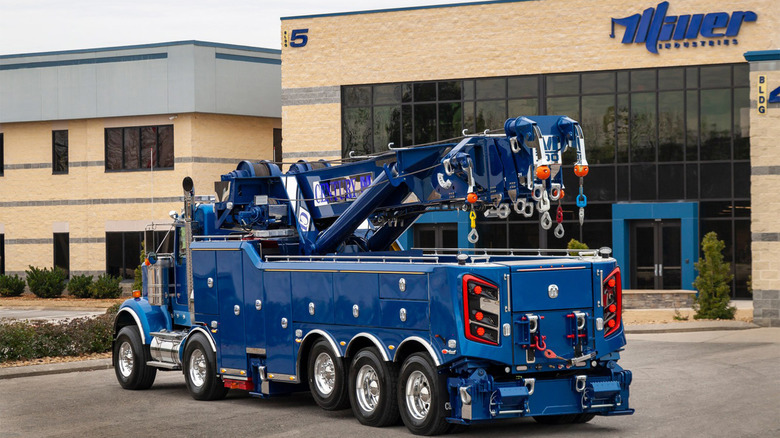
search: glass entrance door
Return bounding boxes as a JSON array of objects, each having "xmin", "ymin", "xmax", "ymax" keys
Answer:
[{"xmin": 631, "ymin": 220, "xmax": 681, "ymax": 289}]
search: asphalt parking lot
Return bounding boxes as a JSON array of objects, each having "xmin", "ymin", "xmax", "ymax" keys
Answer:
[{"xmin": 1, "ymin": 328, "xmax": 778, "ymax": 437}]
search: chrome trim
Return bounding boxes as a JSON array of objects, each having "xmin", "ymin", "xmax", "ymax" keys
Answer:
[
  {"xmin": 188, "ymin": 326, "xmax": 217, "ymax": 352},
  {"xmin": 266, "ymin": 254, "xmax": 439, "ymax": 263},
  {"xmin": 349, "ymin": 333, "xmax": 390, "ymax": 362},
  {"xmin": 146, "ymin": 360, "xmax": 181, "ymax": 370},
  {"xmin": 267, "ymin": 372, "xmax": 298, "ymax": 383},
  {"xmin": 117, "ymin": 308, "xmax": 145, "ymax": 344},
  {"xmin": 394, "ymin": 336, "xmax": 441, "ymax": 367},
  {"xmin": 246, "ymin": 347, "xmax": 266, "ymax": 355},
  {"xmin": 220, "ymin": 367, "xmax": 247, "ymax": 376},
  {"xmin": 301, "ymin": 330, "xmax": 342, "ymax": 358}
]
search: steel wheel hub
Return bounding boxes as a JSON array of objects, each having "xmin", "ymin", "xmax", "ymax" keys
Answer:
[
  {"xmin": 356, "ymin": 364, "xmax": 380, "ymax": 413},
  {"xmin": 405, "ymin": 370, "xmax": 431, "ymax": 420},
  {"xmin": 189, "ymin": 349, "xmax": 207, "ymax": 388},
  {"xmin": 118, "ymin": 341, "xmax": 134, "ymax": 378},
  {"xmin": 314, "ymin": 352, "xmax": 336, "ymax": 396}
]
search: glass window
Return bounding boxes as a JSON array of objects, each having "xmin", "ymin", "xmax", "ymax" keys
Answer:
[
  {"xmin": 475, "ymin": 100, "xmax": 506, "ymax": 132},
  {"xmin": 734, "ymin": 64, "xmax": 749, "ymax": 88},
  {"xmin": 686, "ymin": 67, "xmax": 698, "ymax": 88},
  {"xmin": 508, "ymin": 76, "xmax": 539, "ymax": 98},
  {"xmin": 631, "ymin": 69, "xmax": 656, "ymax": 92},
  {"xmin": 630, "ymin": 164, "xmax": 656, "ymax": 200},
  {"xmin": 657, "ymin": 164, "xmax": 684, "ymax": 200},
  {"xmin": 733, "ymin": 162, "xmax": 750, "ymax": 199},
  {"xmin": 402, "ymin": 105, "xmax": 413, "ymax": 146},
  {"xmin": 374, "ymin": 84, "xmax": 402, "ymax": 105},
  {"xmin": 53, "ymin": 233, "xmax": 69, "ymax": 278},
  {"xmin": 52, "ymin": 130, "xmax": 68, "ymax": 174},
  {"xmin": 414, "ymin": 104, "xmax": 437, "ymax": 144},
  {"xmin": 616, "ymin": 166, "xmax": 629, "ymax": 201},
  {"xmin": 476, "ymin": 78, "xmax": 506, "ymax": 100},
  {"xmin": 701, "ymin": 65, "xmax": 731, "ymax": 88},
  {"xmin": 402, "ymin": 84, "xmax": 413, "ymax": 103},
  {"xmin": 373, "ymin": 106, "xmax": 401, "ymax": 151},
  {"xmin": 437, "ymin": 81, "xmax": 461, "ymax": 101},
  {"xmin": 462, "ymin": 80, "xmax": 475, "ymax": 100},
  {"xmin": 581, "ymin": 95, "xmax": 615, "ymax": 164},
  {"xmin": 659, "ymin": 68, "xmax": 684, "ymax": 90},
  {"xmin": 734, "ymin": 220, "xmax": 751, "ymax": 297},
  {"xmin": 700, "ymin": 89, "xmax": 731, "ymax": 160},
  {"xmin": 658, "ymin": 91, "xmax": 684, "ymax": 161},
  {"xmin": 734, "ymin": 87, "xmax": 750, "ymax": 160},
  {"xmin": 616, "ymin": 94, "xmax": 629, "ymax": 163},
  {"xmin": 438, "ymin": 102, "xmax": 462, "ymax": 140},
  {"xmin": 475, "ymin": 222, "xmax": 507, "ymax": 248},
  {"xmin": 686, "ymin": 163, "xmax": 698, "ymax": 199},
  {"xmin": 581, "ymin": 221, "xmax": 613, "ymax": 251},
  {"xmin": 344, "ymin": 86, "xmax": 371, "ymax": 106},
  {"xmin": 106, "ymin": 232, "xmax": 143, "ymax": 280},
  {"xmin": 546, "ymin": 74, "xmax": 579, "ymax": 96},
  {"xmin": 582, "ymin": 72, "xmax": 615, "ymax": 94},
  {"xmin": 0, "ymin": 133, "xmax": 3, "ymax": 177},
  {"xmin": 508, "ymin": 99, "xmax": 538, "ymax": 119},
  {"xmin": 462, "ymin": 101, "xmax": 475, "ymax": 135},
  {"xmin": 342, "ymin": 108, "xmax": 372, "ymax": 155},
  {"xmin": 630, "ymin": 92, "xmax": 656, "ymax": 162},
  {"xmin": 686, "ymin": 90, "xmax": 699, "ymax": 161},
  {"xmin": 617, "ymin": 71, "xmax": 629, "ymax": 92},
  {"xmin": 105, "ymin": 125, "xmax": 174, "ymax": 171},
  {"xmin": 546, "ymin": 96, "xmax": 579, "ymax": 120},
  {"xmin": 585, "ymin": 166, "xmax": 615, "ymax": 201},
  {"xmin": 0, "ymin": 234, "xmax": 4, "ymax": 274},
  {"xmin": 700, "ymin": 201, "xmax": 732, "ymax": 218},
  {"xmin": 700, "ymin": 163, "xmax": 731, "ymax": 199},
  {"xmin": 414, "ymin": 82, "xmax": 436, "ymax": 102},
  {"xmin": 507, "ymin": 223, "xmax": 539, "ymax": 248}
]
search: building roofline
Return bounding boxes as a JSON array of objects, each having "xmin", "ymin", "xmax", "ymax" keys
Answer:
[
  {"xmin": 0, "ymin": 40, "xmax": 281, "ymax": 60},
  {"xmin": 744, "ymin": 50, "xmax": 780, "ymax": 62},
  {"xmin": 280, "ymin": 0, "xmax": 535, "ymax": 21}
]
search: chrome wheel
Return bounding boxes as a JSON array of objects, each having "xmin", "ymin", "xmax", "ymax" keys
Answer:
[
  {"xmin": 314, "ymin": 352, "xmax": 336, "ymax": 396},
  {"xmin": 188, "ymin": 348, "xmax": 207, "ymax": 388},
  {"xmin": 117, "ymin": 341, "xmax": 134, "ymax": 378},
  {"xmin": 355, "ymin": 364, "xmax": 380, "ymax": 413},
  {"xmin": 405, "ymin": 370, "xmax": 431, "ymax": 421}
]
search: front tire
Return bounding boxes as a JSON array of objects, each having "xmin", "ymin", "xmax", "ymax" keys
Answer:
[
  {"xmin": 348, "ymin": 347, "xmax": 399, "ymax": 427},
  {"xmin": 113, "ymin": 326, "xmax": 157, "ymax": 390},
  {"xmin": 308, "ymin": 339, "xmax": 349, "ymax": 410},
  {"xmin": 183, "ymin": 333, "xmax": 229, "ymax": 401},
  {"xmin": 398, "ymin": 353, "xmax": 450, "ymax": 436}
]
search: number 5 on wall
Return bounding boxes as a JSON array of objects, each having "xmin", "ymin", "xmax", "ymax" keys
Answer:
[{"xmin": 290, "ymin": 29, "xmax": 309, "ymax": 48}]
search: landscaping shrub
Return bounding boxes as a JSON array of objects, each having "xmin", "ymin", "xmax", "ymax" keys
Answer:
[
  {"xmin": 88, "ymin": 274, "xmax": 123, "ymax": 299},
  {"xmin": 25, "ymin": 266, "xmax": 67, "ymax": 298},
  {"xmin": 67, "ymin": 274, "xmax": 94, "ymax": 298},
  {"xmin": 693, "ymin": 231, "xmax": 736, "ymax": 320},
  {"xmin": 567, "ymin": 238, "xmax": 589, "ymax": 256},
  {"xmin": 0, "ymin": 314, "xmax": 114, "ymax": 362},
  {"xmin": 0, "ymin": 274, "xmax": 27, "ymax": 297}
]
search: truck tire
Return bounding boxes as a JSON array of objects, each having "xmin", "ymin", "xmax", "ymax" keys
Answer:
[
  {"xmin": 113, "ymin": 326, "xmax": 157, "ymax": 390},
  {"xmin": 397, "ymin": 353, "xmax": 450, "ymax": 436},
  {"xmin": 183, "ymin": 333, "xmax": 229, "ymax": 401},
  {"xmin": 573, "ymin": 413, "xmax": 596, "ymax": 423},
  {"xmin": 348, "ymin": 347, "xmax": 399, "ymax": 427},
  {"xmin": 308, "ymin": 339, "xmax": 349, "ymax": 410},
  {"xmin": 533, "ymin": 414, "xmax": 578, "ymax": 424}
]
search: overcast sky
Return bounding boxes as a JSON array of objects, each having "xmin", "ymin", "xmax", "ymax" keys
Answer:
[{"xmin": 0, "ymin": 0, "xmax": 475, "ymax": 55}]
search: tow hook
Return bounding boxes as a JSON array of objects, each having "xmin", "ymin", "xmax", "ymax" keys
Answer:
[{"xmin": 530, "ymin": 334, "xmax": 547, "ymax": 351}]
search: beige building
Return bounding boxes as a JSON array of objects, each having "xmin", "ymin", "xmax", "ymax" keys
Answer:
[
  {"xmin": 0, "ymin": 41, "xmax": 281, "ymax": 280},
  {"xmin": 280, "ymin": 0, "xmax": 780, "ymax": 326}
]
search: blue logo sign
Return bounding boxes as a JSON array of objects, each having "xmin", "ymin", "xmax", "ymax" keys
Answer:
[
  {"xmin": 313, "ymin": 173, "xmax": 373, "ymax": 207},
  {"xmin": 610, "ymin": 2, "xmax": 757, "ymax": 54}
]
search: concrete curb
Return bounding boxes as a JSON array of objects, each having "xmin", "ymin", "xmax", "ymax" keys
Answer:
[
  {"xmin": 625, "ymin": 320, "xmax": 759, "ymax": 334},
  {"xmin": 0, "ymin": 358, "xmax": 112, "ymax": 380}
]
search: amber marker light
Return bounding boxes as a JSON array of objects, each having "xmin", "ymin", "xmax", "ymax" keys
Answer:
[{"xmin": 132, "ymin": 290, "xmax": 142, "ymax": 299}]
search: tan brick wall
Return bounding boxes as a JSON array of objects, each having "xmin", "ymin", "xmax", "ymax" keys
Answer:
[
  {"xmin": 281, "ymin": 0, "xmax": 777, "ymax": 88},
  {"xmin": 281, "ymin": 103, "xmax": 341, "ymax": 163},
  {"xmin": 0, "ymin": 112, "xmax": 278, "ymax": 276}
]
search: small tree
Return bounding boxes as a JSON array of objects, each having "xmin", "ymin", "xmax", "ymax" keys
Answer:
[
  {"xmin": 692, "ymin": 232, "xmax": 736, "ymax": 320},
  {"xmin": 567, "ymin": 238, "xmax": 589, "ymax": 256}
]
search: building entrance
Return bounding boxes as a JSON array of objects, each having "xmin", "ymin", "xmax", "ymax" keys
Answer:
[{"xmin": 631, "ymin": 219, "xmax": 682, "ymax": 290}]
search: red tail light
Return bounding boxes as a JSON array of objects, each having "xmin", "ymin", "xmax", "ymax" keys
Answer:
[
  {"xmin": 603, "ymin": 268, "xmax": 622, "ymax": 337},
  {"xmin": 463, "ymin": 275, "xmax": 500, "ymax": 345}
]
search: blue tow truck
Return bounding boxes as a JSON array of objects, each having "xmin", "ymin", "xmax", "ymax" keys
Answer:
[{"xmin": 112, "ymin": 115, "xmax": 633, "ymax": 435}]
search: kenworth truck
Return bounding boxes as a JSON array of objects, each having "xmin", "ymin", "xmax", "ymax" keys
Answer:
[{"xmin": 112, "ymin": 115, "xmax": 633, "ymax": 435}]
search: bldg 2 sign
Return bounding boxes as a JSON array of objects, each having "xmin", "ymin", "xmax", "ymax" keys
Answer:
[{"xmin": 611, "ymin": 1, "xmax": 757, "ymax": 54}]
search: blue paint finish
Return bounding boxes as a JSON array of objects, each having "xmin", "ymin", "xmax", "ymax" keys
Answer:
[
  {"xmin": 334, "ymin": 272, "xmax": 380, "ymax": 326},
  {"xmin": 264, "ymin": 270, "xmax": 295, "ymax": 375},
  {"xmin": 744, "ymin": 50, "xmax": 780, "ymax": 62},
  {"xmin": 378, "ymin": 273, "xmax": 427, "ymax": 300},
  {"xmin": 0, "ymin": 53, "xmax": 167, "ymax": 71},
  {"xmin": 612, "ymin": 202, "xmax": 698, "ymax": 290},
  {"xmin": 511, "ymin": 266, "xmax": 593, "ymax": 311},
  {"xmin": 118, "ymin": 299, "xmax": 171, "ymax": 344},
  {"xmin": 242, "ymin": 248, "xmax": 266, "ymax": 352},
  {"xmin": 192, "ymin": 250, "xmax": 219, "ymax": 315},
  {"xmin": 291, "ymin": 272, "xmax": 335, "ymax": 323},
  {"xmin": 216, "ymin": 250, "xmax": 248, "ymax": 372},
  {"xmin": 379, "ymin": 300, "xmax": 429, "ymax": 330},
  {"xmin": 215, "ymin": 53, "xmax": 282, "ymax": 65}
]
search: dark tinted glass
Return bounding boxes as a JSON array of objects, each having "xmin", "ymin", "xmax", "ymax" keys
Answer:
[
  {"xmin": 106, "ymin": 233, "xmax": 122, "ymax": 277},
  {"xmin": 141, "ymin": 127, "xmax": 157, "ymax": 169},
  {"xmin": 658, "ymin": 91, "xmax": 684, "ymax": 161},
  {"xmin": 123, "ymin": 128, "xmax": 140, "ymax": 169},
  {"xmin": 701, "ymin": 65, "xmax": 731, "ymax": 88},
  {"xmin": 585, "ymin": 166, "xmax": 615, "ymax": 201},
  {"xmin": 700, "ymin": 89, "xmax": 731, "ymax": 160},
  {"xmin": 402, "ymin": 105, "xmax": 413, "ymax": 146},
  {"xmin": 508, "ymin": 99, "xmax": 538, "ymax": 118},
  {"xmin": 630, "ymin": 92, "xmax": 656, "ymax": 162},
  {"xmin": 734, "ymin": 200, "xmax": 750, "ymax": 217},
  {"xmin": 476, "ymin": 222, "xmax": 507, "ymax": 248},
  {"xmin": 53, "ymin": 130, "xmax": 68, "ymax": 173},
  {"xmin": 344, "ymin": 86, "xmax": 371, "ymax": 106},
  {"xmin": 438, "ymin": 103, "xmax": 463, "ymax": 140},
  {"xmin": 734, "ymin": 219, "xmax": 751, "ymax": 296},
  {"xmin": 630, "ymin": 164, "xmax": 656, "ymax": 200},
  {"xmin": 342, "ymin": 107, "xmax": 372, "ymax": 155},
  {"xmin": 508, "ymin": 76, "xmax": 539, "ymax": 98},
  {"xmin": 546, "ymin": 74, "xmax": 579, "ymax": 95},
  {"xmin": 631, "ymin": 69, "xmax": 656, "ymax": 91},
  {"xmin": 617, "ymin": 71, "xmax": 629, "ymax": 92},
  {"xmin": 659, "ymin": 68, "xmax": 684, "ymax": 90},
  {"xmin": 581, "ymin": 221, "xmax": 613, "ymax": 251},
  {"xmin": 734, "ymin": 87, "xmax": 750, "ymax": 160},
  {"xmin": 53, "ymin": 233, "xmax": 69, "ymax": 277},
  {"xmin": 733, "ymin": 162, "xmax": 750, "ymax": 198},
  {"xmin": 734, "ymin": 64, "xmax": 749, "ymax": 88},
  {"xmin": 686, "ymin": 163, "xmax": 698, "ymax": 199},
  {"xmin": 158, "ymin": 126, "xmax": 174, "ymax": 168},
  {"xmin": 686, "ymin": 67, "xmax": 698, "ymax": 88},
  {"xmin": 438, "ymin": 81, "xmax": 461, "ymax": 101},
  {"xmin": 475, "ymin": 100, "xmax": 506, "ymax": 132},
  {"xmin": 476, "ymin": 78, "xmax": 506, "ymax": 99},
  {"xmin": 374, "ymin": 84, "xmax": 402, "ymax": 105},
  {"xmin": 414, "ymin": 83, "xmax": 436, "ymax": 102},
  {"xmin": 414, "ymin": 103, "xmax": 437, "ymax": 144},
  {"xmin": 582, "ymin": 71, "xmax": 615, "ymax": 94},
  {"xmin": 582, "ymin": 95, "xmax": 615, "ymax": 164},
  {"xmin": 374, "ymin": 105, "xmax": 401, "ymax": 151},
  {"xmin": 546, "ymin": 96, "xmax": 579, "ymax": 120},
  {"xmin": 658, "ymin": 164, "xmax": 684, "ymax": 200},
  {"xmin": 617, "ymin": 166, "xmax": 629, "ymax": 200},
  {"xmin": 686, "ymin": 90, "xmax": 699, "ymax": 160},
  {"xmin": 463, "ymin": 80, "xmax": 474, "ymax": 100},
  {"xmin": 106, "ymin": 129, "xmax": 123, "ymax": 170},
  {"xmin": 507, "ymin": 222, "xmax": 540, "ymax": 248},
  {"xmin": 700, "ymin": 201, "xmax": 732, "ymax": 218},
  {"xmin": 616, "ymin": 94, "xmax": 629, "ymax": 162},
  {"xmin": 700, "ymin": 163, "xmax": 731, "ymax": 198}
]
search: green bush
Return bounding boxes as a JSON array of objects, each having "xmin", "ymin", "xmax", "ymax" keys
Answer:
[
  {"xmin": 133, "ymin": 243, "xmax": 145, "ymax": 293},
  {"xmin": 67, "ymin": 274, "xmax": 94, "ymax": 298},
  {"xmin": 25, "ymin": 266, "xmax": 67, "ymax": 298},
  {"xmin": 693, "ymin": 232, "xmax": 736, "ymax": 320},
  {"xmin": 0, "ymin": 314, "xmax": 114, "ymax": 362},
  {"xmin": 0, "ymin": 274, "xmax": 27, "ymax": 297},
  {"xmin": 88, "ymin": 274, "xmax": 123, "ymax": 299},
  {"xmin": 567, "ymin": 238, "xmax": 589, "ymax": 256},
  {"xmin": 105, "ymin": 302, "xmax": 122, "ymax": 315}
]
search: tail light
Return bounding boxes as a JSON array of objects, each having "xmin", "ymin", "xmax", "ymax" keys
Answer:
[
  {"xmin": 602, "ymin": 268, "xmax": 622, "ymax": 337},
  {"xmin": 463, "ymin": 275, "xmax": 500, "ymax": 345}
]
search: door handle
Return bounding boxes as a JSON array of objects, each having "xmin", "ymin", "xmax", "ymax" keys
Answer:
[{"xmin": 659, "ymin": 264, "xmax": 663, "ymax": 276}]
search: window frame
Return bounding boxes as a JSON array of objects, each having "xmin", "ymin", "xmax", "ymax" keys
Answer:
[
  {"xmin": 104, "ymin": 125, "xmax": 174, "ymax": 172},
  {"xmin": 52, "ymin": 130, "xmax": 69, "ymax": 174}
]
